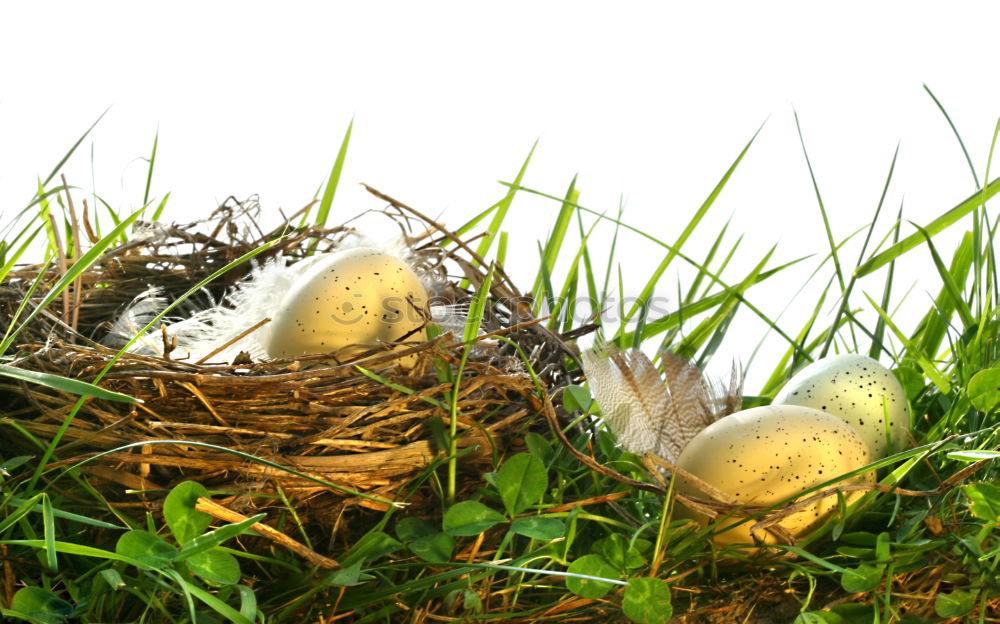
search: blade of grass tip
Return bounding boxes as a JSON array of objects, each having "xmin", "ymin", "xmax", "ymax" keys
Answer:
[
  {"xmin": 696, "ymin": 303, "xmax": 739, "ymax": 367},
  {"xmin": 468, "ymin": 140, "xmax": 537, "ymax": 279},
  {"xmin": 870, "ymin": 202, "xmax": 904, "ymax": 359},
  {"xmin": 615, "ymin": 264, "xmax": 626, "ymax": 348},
  {"xmin": 913, "ymin": 231, "xmax": 974, "ymax": 360},
  {"xmin": 0, "ymin": 186, "xmax": 68, "ymax": 247},
  {"xmin": 684, "ymin": 218, "xmax": 732, "ymax": 307},
  {"xmin": 43, "ymin": 106, "xmax": 110, "ymax": 187},
  {"xmin": 452, "ymin": 199, "xmax": 502, "ymax": 240},
  {"xmin": 36, "ymin": 180, "xmax": 59, "ymax": 259},
  {"xmin": 911, "ymin": 221, "xmax": 975, "ymax": 329},
  {"xmin": 856, "ymin": 176, "xmax": 1000, "ymax": 277},
  {"xmin": 560, "ymin": 268, "xmax": 579, "ymax": 335},
  {"xmin": 822, "ymin": 142, "xmax": 899, "ymax": 358},
  {"xmin": 534, "ymin": 241, "xmax": 556, "ymax": 317},
  {"xmin": 448, "ymin": 263, "xmax": 494, "ymax": 504},
  {"xmin": 89, "ymin": 141, "xmax": 101, "ymax": 240},
  {"xmin": 924, "ymin": 84, "xmax": 980, "ymax": 189},
  {"xmin": 977, "ymin": 118, "xmax": 1000, "ymax": 316},
  {"xmin": 600, "ymin": 198, "xmax": 625, "ymax": 310},
  {"xmin": 94, "ymin": 195, "xmax": 127, "ymax": 245},
  {"xmin": 757, "ymin": 275, "xmax": 835, "ymax": 396},
  {"xmin": 0, "ymin": 223, "xmax": 43, "ymax": 284},
  {"xmin": 621, "ymin": 122, "xmax": 763, "ymax": 328},
  {"xmin": 311, "ymin": 118, "xmax": 353, "ymax": 231},
  {"xmin": 677, "ymin": 245, "xmax": 775, "ymax": 357},
  {"xmin": 658, "ymin": 280, "xmax": 686, "ymax": 350},
  {"xmin": 0, "ymin": 364, "xmax": 139, "ymax": 403},
  {"xmin": 549, "ymin": 211, "xmax": 602, "ymax": 330},
  {"xmin": 150, "ymin": 192, "xmax": 171, "ymax": 223},
  {"xmin": 628, "ymin": 254, "xmax": 812, "ymax": 348},
  {"xmin": 531, "ymin": 174, "xmax": 578, "ymax": 297},
  {"xmin": 632, "ymin": 299, "xmax": 651, "ymax": 350},
  {"xmin": 575, "ymin": 208, "xmax": 600, "ymax": 316},
  {"xmin": 143, "ymin": 128, "xmax": 159, "ymax": 206},
  {"xmin": 496, "ymin": 231, "xmax": 508, "ymax": 269},
  {"xmin": 512, "ymin": 182, "xmax": 813, "ymax": 355},
  {"xmin": 549, "ymin": 265, "xmax": 579, "ymax": 329},
  {"xmin": 795, "ymin": 110, "xmax": 846, "ymax": 295}
]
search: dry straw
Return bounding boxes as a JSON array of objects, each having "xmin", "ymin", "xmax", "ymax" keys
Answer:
[{"xmin": 0, "ymin": 190, "xmax": 586, "ymax": 542}]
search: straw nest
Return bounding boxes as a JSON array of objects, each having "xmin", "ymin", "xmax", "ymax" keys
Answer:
[{"xmin": 0, "ymin": 190, "xmax": 590, "ymax": 535}]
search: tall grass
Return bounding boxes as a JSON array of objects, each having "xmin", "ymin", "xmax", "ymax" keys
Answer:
[{"xmin": 2, "ymin": 94, "xmax": 999, "ymax": 623}]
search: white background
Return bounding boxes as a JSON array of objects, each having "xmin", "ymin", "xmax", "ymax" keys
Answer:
[{"xmin": 2, "ymin": 2, "xmax": 999, "ymax": 388}]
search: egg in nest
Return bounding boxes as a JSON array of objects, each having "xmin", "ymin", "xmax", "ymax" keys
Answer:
[{"xmin": 262, "ymin": 247, "xmax": 429, "ymax": 366}]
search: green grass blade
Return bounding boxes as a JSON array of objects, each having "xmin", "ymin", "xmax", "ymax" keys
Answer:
[
  {"xmin": 822, "ymin": 142, "xmax": 899, "ymax": 357},
  {"xmin": 863, "ymin": 292, "xmax": 951, "ymax": 393},
  {"xmin": 453, "ymin": 200, "xmax": 503, "ymax": 240},
  {"xmin": 41, "ymin": 494, "xmax": 57, "ymax": 571},
  {"xmin": 870, "ymin": 202, "xmax": 904, "ymax": 359},
  {"xmin": 143, "ymin": 128, "xmax": 159, "ymax": 207},
  {"xmin": 86, "ymin": 194, "xmax": 127, "ymax": 245},
  {"xmin": 150, "ymin": 192, "xmax": 171, "ymax": 223},
  {"xmin": 856, "ymin": 176, "xmax": 1000, "ymax": 276},
  {"xmin": 497, "ymin": 231, "xmax": 508, "ymax": 269},
  {"xmin": 535, "ymin": 241, "xmax": 556, "ymax": 317},
  {"xmin": 314, "ymin": 118, "xmax": 353, "ymax": 229},
  {"xmin": 549, "ymin": 212, "xmax": 602, "ymax": 330},
  {"xmin": 0, "ymin": 258, "xmax": 53, "ymax": 349},
  {"xmin": 619, "ymin": 123, "xmax": 763, "ymax": 329},
  {"xmin": 910, "ymin": 221, "xmax": 975, "ymax": 329},
  {"xmin": 912, "ymin": 231, "xmax": 975, "ymax": 360},
  {"xmin": 757, "ymin": 275, "xmax": 835, "ymax": 396},
  {"xmin": 621, "ymin": 254, "xmax": 810, "ymax": 349},
  {"xmin": 600, "ymin": 199, "xmax": 624, "ymax": 309},
  {"xmin": 683, "ymin": 218, "xmax": 731, "ymax": 308},
  {"xmin": 795, "ymin": 110, "xmax": 846, "ymax": 295},
  {"xmin": 0, "ymin": 206, "xmax": 147, "ymax": 355},
  {"xmin": 532, "ymin": 174, "xmax": 578, "ymax": 300},
  {"xmin": 0, "ymin": 364, "xmax": 140, "ymax": 403},
  {"xmin": 0, "ymin": 223, "xmax": 43, "ymax": 284},
  {"xmin": 575, "ymin": 209, "xmax": 600, "ymax": 316},
  {"xmin": 43, "ymin": 107, "xmax": 109, "ymax": 187},
  {"xmin": 924, "ymin": 84, "xmax": 979, "ymax": 188},
  {"xmin": 676, "ymin": 245, "xmax": 774, "ymax": 358},
  {"xmin": 5, "ymin": 496, "xmax": 121, "ymax": 529},
  {"xmin": 473, "ymin": 141, "xmax": 537, "ymax": 266},
  {"xmin": 975, "ymin": 118, "xmax": 1000, "ymax": 316},
  {"xmin": 449, "ymin": 263, "xmax": 494, "ymax": 503}
]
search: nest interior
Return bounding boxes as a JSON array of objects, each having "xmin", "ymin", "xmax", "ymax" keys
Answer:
[{"xmin": 1, "ymin": 194, "xmax": 586, "ymax": 530}]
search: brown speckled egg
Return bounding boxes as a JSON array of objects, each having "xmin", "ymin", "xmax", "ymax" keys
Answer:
[
  {"xmin": 773, "ymin": 354, "xmax": 909, "ymax": 458},
  {"xmin": 263, "ymin": 247, "xmax": 428, "ymax": 366},
  {"xmin": 675, "ymin": 405, "xmax": 873, "ymax": 549}
]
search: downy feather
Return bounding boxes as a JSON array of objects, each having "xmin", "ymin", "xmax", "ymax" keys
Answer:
[{"xmin": 581, "ymin": 344, "xmax": 743, "ymax": 463}]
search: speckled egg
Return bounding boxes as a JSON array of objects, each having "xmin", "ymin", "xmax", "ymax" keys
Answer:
[
  {"xmin": 263, "ymin": 247, "xmax": 428, "ymax": 366},
  {"xmin": 772, "ymin": 354, "xmax": 909, "ymax": 458},
  {"xmin": 675, "ymin": 405, "xmax": 873, "ymax": 548}
]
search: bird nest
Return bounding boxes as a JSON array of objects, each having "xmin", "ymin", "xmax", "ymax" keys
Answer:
[{"xmin": 0, "ymin": 190, "xmax": 587, "ymax": 536}]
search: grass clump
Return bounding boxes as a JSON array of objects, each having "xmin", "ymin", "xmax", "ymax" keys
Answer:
[{"xmin": 2, "ymin": 92, "xmax": 1000, "ymax": 623}]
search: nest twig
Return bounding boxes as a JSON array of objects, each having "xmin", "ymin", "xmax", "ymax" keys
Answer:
[{"xmin": 0, "ymin": 192, "xmax": 590, "ymax": 534}]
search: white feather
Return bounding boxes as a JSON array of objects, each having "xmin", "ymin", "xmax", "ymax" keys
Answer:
[{"xmin": 107, "ymin": 234, "xmax": 454, "ymax": 365}]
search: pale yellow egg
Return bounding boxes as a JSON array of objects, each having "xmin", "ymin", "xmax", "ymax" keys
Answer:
[
  {"xmin": 263, "ymin": 247, "xmax": 428, "ymax": 366},
  {"xmin": 675, "ymin": 404, "xmax": 873, "ymax": 550}
]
